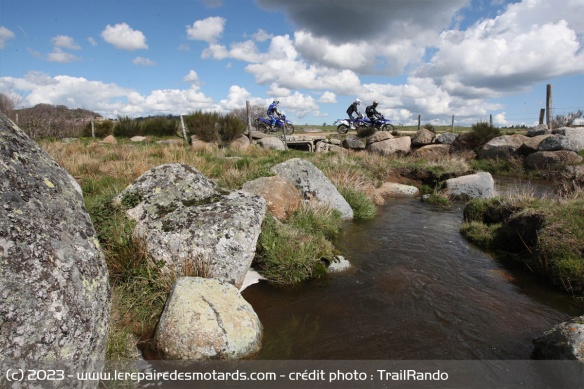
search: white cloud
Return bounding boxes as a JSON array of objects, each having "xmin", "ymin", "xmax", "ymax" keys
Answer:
[
  {"xmin": 319, "ymin": 91, "xmax": 336, "ymax": 103},
  {"xmin": 132, "ymin": 56, "xmax": 156, "ymax": 66},
  {"xmin": 47, "ymin": 48, "xmax": 80, "ymax": 63},
  {"xmin": 51, "ymin": 35, "xmax": 80, "ymax": 50},
  {"xmin": 417, "ymin": 0, "xmax": 584, "ymax": 97},
  {"xmin": 186, "ymin": 16, "xmax": 225, "ymax": 43},
  {"xmin": 0, "ymin": 26, "xmax": 15, "ymax": 49},
  {"xmin": 101, "ymin": 23, "xmax": 148, "ymax": 51},
  {"xmin": 87, "ymin": 37, "xmax": 97, "ymax": 46},
  {"xmin": 253, "ymin": 29, "xmax": 273, "ymax": 42},
  {"xmin": 1, "ymin": 72, "xmax": 215, "ymax": 117},
  {"xmin": 183, "ymin": 70, "xmax": 201, "ymax": 86},
  {"xmin": 279, "ymin": 91, "xmax": 320, "ymax": 118},
  {"xmin": 267, "ymin": 83, "xmax": 291, "ymax": 97}
]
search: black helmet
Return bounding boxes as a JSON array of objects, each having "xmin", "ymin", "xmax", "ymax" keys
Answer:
[{"xmin": 372, "ymin": 100, "xmax": 378, "ymax": 107}]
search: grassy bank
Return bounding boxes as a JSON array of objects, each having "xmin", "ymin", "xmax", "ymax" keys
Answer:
[{"xmin": 461, "ymin": 189, "xmax": 584, "ymax": 296}]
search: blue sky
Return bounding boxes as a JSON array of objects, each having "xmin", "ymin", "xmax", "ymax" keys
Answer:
[{"xmin": 0, "ymin": 0, "xmax": 583, "ymax": 126}]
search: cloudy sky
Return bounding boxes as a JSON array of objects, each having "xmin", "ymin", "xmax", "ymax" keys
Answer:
[{"xmin": 1, "ymin": 0, "xmax": 583, "ymax": 126}]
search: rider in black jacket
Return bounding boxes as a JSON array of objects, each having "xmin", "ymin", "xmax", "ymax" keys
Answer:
[
  {"xmin": 365, "ymin": 101, "xmax": 382, "ymax": 124},
  {"xmin": 346, "ymin": 99, "xmax": 361, "ymax": 129}
]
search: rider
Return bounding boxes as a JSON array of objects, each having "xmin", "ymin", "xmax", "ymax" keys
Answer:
[
  {"xmin": 267, "ymin": 100, "xmax": 281, "ymax": 127},
  {"xmin": 365, "ymin": 100, "xmax": 382, "ymax": 126},
  {"xmin": 346, "ymin": 98, "xmax": 361, "ymax": 128}
]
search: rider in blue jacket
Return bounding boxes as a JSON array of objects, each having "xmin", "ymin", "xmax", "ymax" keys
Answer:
[{"xmin": 267, "ymin": 100, "xmax": 281, "ymax": 126}]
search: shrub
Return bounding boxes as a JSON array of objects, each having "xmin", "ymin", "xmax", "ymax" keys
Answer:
[
  {"xmin": 83, "ymin": 119, "xmax": 114, "ymax": 137},
  {"xmin": 114, "ymin": 115, "xmax": 142, "ymax": 137},
  {"xmin": 184, "ymin": 111, "xmax": 221, "ymax": 143},
  {"xmin": 218, "ymin": 114, "xmax": 247, "ymax": 144},
  {"xmin": 140, "ymin": 116, "xmax": 178, "ymax": 137},
  {"xmin": 471, "ymin": 121, "xmax": 500, "ymax": 148},
  {"xmin": 423, "ymin": 123, "xmax": 436, "ymax": 133}
]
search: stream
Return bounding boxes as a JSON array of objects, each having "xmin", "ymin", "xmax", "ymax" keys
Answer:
[{"xmin": 242, "ymin": 179, "xmax": 584, "ymax": 360}]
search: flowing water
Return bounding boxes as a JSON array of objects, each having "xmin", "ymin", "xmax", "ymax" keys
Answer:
[{"xmin": 242, "ymin": 191, "xmax": 583, "ymax": 360}]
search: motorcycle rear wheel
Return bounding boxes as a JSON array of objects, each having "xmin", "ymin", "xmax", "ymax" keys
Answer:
[
  {"xmin": 337, "ymin": 124, "xmax": 350, "ymax": 134},
  {"xmin": 257, "ymin": 122, "xmax": 270, "ymax": 133}
]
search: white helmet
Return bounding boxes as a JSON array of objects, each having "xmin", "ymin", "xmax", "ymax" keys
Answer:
[{"xmin": 355, "ymin": 99, "xmax": 361, "ymax": 105}]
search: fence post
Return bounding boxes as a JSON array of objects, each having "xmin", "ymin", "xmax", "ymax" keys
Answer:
[
  {"xmin": 489, "ymin": 114, "xmax": 493, "ymax": 127},
  {"xmin": 91, "ymin": 116, "xmax": 95, "ymax": 138},
  {"xmin": 546, "ymin": 84, "xmax": 552, "ymax": 131},
  {"xmin": 539, "ymin": 109, "xmax": 545, "ymax": 125},
  {"xmin": 451, "ymin": 115, "xmax": 454, "ymax": 132},
  {"xmin": 180, "ymin": 115, "xmax": 188, "ymax": 143},
  {"xmin": 417, "ymin": 114, "xmax": 421, "ymax": 131},
  {"xmin": 246, "ymin": 101, "xmax": 253, "ymax": 143}
]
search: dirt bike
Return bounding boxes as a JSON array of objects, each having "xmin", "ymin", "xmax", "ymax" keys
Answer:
[
  {"xmin": 361, "ymin": 115, "xmax": 395, "ymax": 132},
  {"xmin": 255, "ymin": 115, "xmax": 295, "ymax": 135},
  {"xmin": 334, "ymin": 114, "xmax": 367, "ymax": 134}
]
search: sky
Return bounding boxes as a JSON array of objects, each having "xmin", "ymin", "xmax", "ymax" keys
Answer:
[{"xmin": 0, "ymin": 0, "xmax": 583, "ymax": 127}]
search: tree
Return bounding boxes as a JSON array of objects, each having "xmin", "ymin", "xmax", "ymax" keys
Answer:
[
  {"xmin": 553, "ymin": 110, "xmax": 583, "ymax": 128},
  {"xmin": 230, "ymin": 104, "xmax": 267, "ymax": 126},
  {"xmin": 0, "ymin": 93, "xmax": 21, "ymax": 117}
]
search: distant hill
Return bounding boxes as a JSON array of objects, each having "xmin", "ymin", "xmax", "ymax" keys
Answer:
[{"xmin": 14, "ymin": 103, "xmax": 101, "ymax": 122}]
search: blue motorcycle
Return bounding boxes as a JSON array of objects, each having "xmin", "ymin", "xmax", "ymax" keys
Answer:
[
  {"xmin": 361, "ymin": 115, "xmax": 395, "ymax": 132},
  {"xmin": 255, "ymin": 114, "xmax": 295, "ymax": 135}
]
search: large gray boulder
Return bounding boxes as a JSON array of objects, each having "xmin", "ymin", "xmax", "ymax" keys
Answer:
[
  {"xmin": 342, "ymin": 135, "xmax": 366, "ymax": 150},
  {"xmin": 411, "ymin": 128, "xmax": 435, "ymax": 147},
  {"xmin": 436, "ymin": 132, "xmax": 457, "ymax": 144},
  {"xmin": 367, "ymin": 136, "xmax": 412, "ymax": 156},
  {"xmin": 446, "ymin": 172, "xmax": 496, "ymax": 199},
  {"xmin": 553, "ymin": 127, "xmax": 584, "ymax": 151},
  {"xmin": 525, "ymin": 151, "xmax": 583, "ymax": 170},
  {"xmin": 527, "ymin": 124, "xmax": 550, "ymax": 137},
  {"xmin": 517, "ymin": 134, "xmax": 552, "ymax": 155},
  {"xmin": 478, "ymin": 134, "xmax": 529, "ymax": 160},
  {"xmin": 538, "ymin": 135, "xmax": 579, "ymax": 152},
  {"xmin": 270, "ymin": 158, "xmax": 353, "ymax": 219},
  {"xmin": 0, "ymin": 113, "xmax": 110, "ymax": 385},
  {"xmin": 242, "ymin": 175, "xmax": 302, "ymax": 220},
  {"xmin": 117, "ymin": 164, "xmax": 266, "ymax": 289},
  {"xmin": 257, "ymin": 137, "xmax": 286, "ymax": 150},
  {"xmin": 315, "ymin": 141, "xmax": 348, "ymax": 155},
  {"xmin": 155, "ymin": 277, "xmax": 262, "ymax": 360},
  {"xmin": 533, "ymin": 315, "xmax": 584, "ymax": 361},
  {"xmin": 410, "ymin": 144, "xmax": 451, "ymax": 160}
]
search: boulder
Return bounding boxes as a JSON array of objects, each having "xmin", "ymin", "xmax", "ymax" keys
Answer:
[
  {"xmin": 366, "ymin": 131, "xmax": 393, "ymax": 145},
  {"xmin": 367, "ymin": 136, "xmax": 412, "ymax": 156},
  {"xmin": 242, "ymin": 175, "xmax": 302, "ymax": 220},
  {"xmin": 532, "ymin": 315, "xmax": 584, "ymax": 361},
  {"xmin": 527, "ymin": 124, "xmax": 550, "ymax": 137},
  {"xmin": 315, "ymin": 141, "xmax": 349, "ymax": 155},
  {"xmin": 451, "ymin": 132, "xmax": 477, "ymax": 152},
  {"xmin": 411, "ymin": 144, "xmax": 451, "ymax": 160},
  {"xmin": 229, "ymin": 135, "xmax": 251, "ymax": 150},
  {"xmin": 157, "ymin": 138, "xmax": 184, "ymax": 146},
  {"xmin": 270, "ymin": 158, "xmax": 353, "ymax": 220},
  {"xmin": 538, "ymin": 135, "xmax": 578, "ymax": 152},
  {"xmin": 130, "ymin": 136, "xmax": 147, "ymax": 142},
  {"xmin": 257, "ymin": 137, "xmax": 286, "ymax": 150},
  {"xmin": 478, "ymin": 134, "xmax": 529, "ymax": 160},
  {"xmin": 0, "ymin": 113, "xmax": 110, "ymax": 380},
  {"xmin": 436, "ymin": 132, "xmax": 458, "ymax": 145},
  {"xmin": 553, "ymin": 127, "xmax": 584, "ymax": 151},
  {"xmin": 342, "ymin": 135, "xmax": 367, "ymax": 150},
  {"xmin": 375, "ymin": 182, "xmax": 419, "ymax": 198},
  {"xmin": 117, "ymin": 164, "xmax": 266, "ymax": 289},
  {"xmin": 155, "ymin": 277, "xmax": 262, "ymax": 360},
  {"xmin": 411, "ymin": 128, "xmax": 435, "ymax": 147},
  {"xmin": 517, "ymin": 134, "xmax": 552, "ymax": 155},
  {"xmin": 102, "ymin": 134, "xmax": 117, "ymax": 145},
  {"xmin": 446, "ymin": 172, "xmax": 496, "ymax": 199},
  {"xmin": 525, "ymin": 151, "xmax": 583, "ymax": 170}
]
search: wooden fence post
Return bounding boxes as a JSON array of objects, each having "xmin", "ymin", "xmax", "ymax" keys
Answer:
[
  {"xmin": 417, "ymin": 114, "xmax": 421, "ymax": 131},
  {"xmin": 246, "ymin": 101, "xmax": 253, "ymax": 143},
  {"xmin": 489, "ymin": 114, "xmax": 493, "ymax": 127},
  {"xmin": 451, "ymin": 115, "xmax": 454, "ymax": 132},
  {"xmin": 91, "ymin": 116, "xmax": 95, "ymax": 138},
  {"xmin": 180, "ymin": 115, "xmax": 188, "ymax": 143},
  {"xmin": 546, "ymin": 84, "xmax": 553, "ymax": 131},
  {"xmin": 539, "ymin": 109, "xmax": 545, "ymax": 125}
]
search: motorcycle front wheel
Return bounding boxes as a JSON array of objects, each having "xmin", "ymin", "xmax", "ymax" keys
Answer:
[
  {"xmin": 257, "ymin": 122, "xmax": 270, "ymax": 133},
  {"xmin": 381, "ymin": 124, "xmax": 395, "ymax": 132},
  {"xmin": 337, "ymin": 124, "xmax": 350, "ymax": 134}
]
